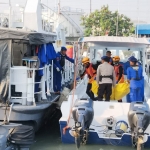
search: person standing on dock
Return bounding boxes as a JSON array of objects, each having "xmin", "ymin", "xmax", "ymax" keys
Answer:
[
  {"xmin": 80, "ymin": 57, "xmax": 98, "ymax": 101},
  {"xmin": 96, "ymin": 56, "xmax": 116, "ymax": 101},
  {"xmin": 127, "ymin": 56, "xmax": 143, "ymax": 102},
  {"xmin": 113, "ymin": 56, "xmax": 124, "ymax": 102},
  {"xmin": 53, "ymin": 47, "xmax": 74, "ymax": 94}
]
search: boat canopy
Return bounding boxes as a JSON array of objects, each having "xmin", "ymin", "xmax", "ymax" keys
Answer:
[
  {"xmin": 0, "ymin": 28, "xmax": 56, "ymax": 45},
  {"xmin": 0, "ymin": 28, "xmax": 57, "ymax": 103},
  {"xmin": 79, "ymin": 36, "xmax": 150, "ymax": 47}
]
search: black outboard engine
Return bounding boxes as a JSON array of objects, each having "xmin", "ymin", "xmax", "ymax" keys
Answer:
[
  {"xmin": 8, "ymin": 125, "xmax": 35, "ymax": 150},
  {"xmin": 71, "ymin": 98, "xmax": 94, "ymax": 148},
  {"xmin": 128, "ymin": 102, "xmax": 150, "ymax": 150},
  {"xmin": 0, "ymin": 123, "xmax": 35, "ymax": 150}
]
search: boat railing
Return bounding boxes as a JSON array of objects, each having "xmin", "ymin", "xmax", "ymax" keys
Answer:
[
  {"xmin": 9, "ymin": 60, "xmax": 73, "ymax": 106},
  {"xmin": 41, "ymin": 3, "xmax": 59, "ymax": 33},
  {"xmin": 60, "ymin": 11, "xmax": 83, "ymax": 36},
  {"xmin": 53, "ymin": 6, "xmax": 84, "ymax": 13},
  {"xmin": 0, "ymin": 13, "xmax": 9, "ymax": 28}
]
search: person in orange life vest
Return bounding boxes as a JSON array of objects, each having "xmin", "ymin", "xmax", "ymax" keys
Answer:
[
  {"xmin": 80, "ymin": 57, "xmax": 98, "ymax": 101},
  {"xmin": 106, "ymin": 51, "xmax": 113, "ymax": 66},
  {"xmin": 113, "ymin": 56, "xmax": 124, "ymax": 102}
]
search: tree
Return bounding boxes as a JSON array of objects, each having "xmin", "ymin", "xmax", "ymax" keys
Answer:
[{"xmin": 81, "ymin": 5, "xmax": 134, "ymax": 37}]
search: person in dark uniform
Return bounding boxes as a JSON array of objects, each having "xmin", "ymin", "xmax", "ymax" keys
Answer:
[
  {"xmin": 106, "ymin": 51, "xmax": 113, "ymax": 66},
  {"xmin": 53, "ymin": 47, "xmax": 74, "ymax": 93}
]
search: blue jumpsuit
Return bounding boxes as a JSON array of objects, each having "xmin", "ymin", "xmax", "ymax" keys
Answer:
[
  {"xmin": 124, "ymin": 61, "xmax": 131, "ymax": 102},
  {"xmin": 53, "ymin": 52, "xmax": 74, "ymax": 92},
  {"xmin": 35, "ymin": 44, "xmax": 57, "ymax": 93},
  {"xmin": 124, "ymin": 61, "xmax": 130, "ymax": 75},
  {"xmin": 127, "ymin": 65, "xmax": 143, "ymax": 102}
]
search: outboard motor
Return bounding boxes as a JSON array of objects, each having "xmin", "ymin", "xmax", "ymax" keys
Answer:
[
  {"xmin": 71, "ymin": 98, "xmax": 94, "ymax": 148},
  {"xmin": 0, "ymin": 123, "xmax": 35, "ymax": 150},
  {"xmin": 8, "ymin": 125, "xmax": 35, "ymax": 150},
  {"xmin": 128, "ymin": 102, "xmax": 150, "ymax": 150}
]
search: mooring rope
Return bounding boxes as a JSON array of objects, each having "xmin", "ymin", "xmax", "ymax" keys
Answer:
[{"xmin": 63, "ymin": 42, "xmax": 79, "ymax": 134}]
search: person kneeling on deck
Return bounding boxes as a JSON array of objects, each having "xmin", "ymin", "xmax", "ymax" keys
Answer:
[
  {"xmin": 80, "ymin": 57, "xmax": 98, "ymax": 101},
  {"xmin": 127, "ymin": 56, "xmax": 143, "ymax": 102},
  {"xmin": 53, "ymin": 47, "xmax": 74, "ymax": 94},
  {"xmin": 96, "ymin": 56, "xmax": 116, "ymax": 101},
  {"xmin": 113, "ymin": 56, "xmax": 124, "ymax": 102}
]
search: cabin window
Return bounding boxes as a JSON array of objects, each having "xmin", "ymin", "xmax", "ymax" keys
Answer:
[
  {"xmin": 109, "ymin": 50, "xmax": 116, "ymax": 57},
  {"xmin": 119, "ymin": 50, "xmax": 139, "ymax": 62},
  {"xmin": 95, "ymin": 50, "xmax": 103, "ymax": 61}
]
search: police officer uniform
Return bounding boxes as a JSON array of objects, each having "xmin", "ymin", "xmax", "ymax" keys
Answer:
[{"xmin": 96, "ymin": 56, "xmax": 116, "ymax": 101}]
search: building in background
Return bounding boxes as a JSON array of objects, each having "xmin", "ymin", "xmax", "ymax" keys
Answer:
[{"xmin": 135, "ymin": 24, "xmax": 150, "ymax": 43}]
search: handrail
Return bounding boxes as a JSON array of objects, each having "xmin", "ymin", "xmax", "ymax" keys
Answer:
[
  {"xmin": 60, "ymin": 6, "xmax": 84, "ymax": 13},
  {"xmin": 41, "ymin": 3, "xmax": 59, "ymax": 21},
  {"xmin": 61, "ymin": 11, "xmax": 83, "ymax": 36},
  {"xmin": 9, "ymin": 59, "xmax": 74, "ymax": 104}
]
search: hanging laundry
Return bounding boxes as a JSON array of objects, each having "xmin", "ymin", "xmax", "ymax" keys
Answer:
[
  {"xmin": 38, "ymin": 44, "xmax": 47, "ymax": 76},
  {"xmin": 46, "ymin": 43, "xmax": 57, "ymax": 62}
]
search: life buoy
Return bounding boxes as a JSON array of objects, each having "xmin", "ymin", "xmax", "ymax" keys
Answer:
[{"xmin": 66, "ymin": 45, "xmax": 73, "ymax": 58}]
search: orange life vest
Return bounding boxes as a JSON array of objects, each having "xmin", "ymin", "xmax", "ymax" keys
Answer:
[
  {"xmin": 114, "ymin": 64, "xmax": 124, "ymax": 83},
  {"xmin": 85, "ymin": 64, "xmax": 97, "ymax": 83}
]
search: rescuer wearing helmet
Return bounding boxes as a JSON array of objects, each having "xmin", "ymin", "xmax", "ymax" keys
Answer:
[
  {"xmin": 113, "ymin": 56, "xmax": 124, "ymax": 83},
  {"xmin": 113, "ymin": 56, "xmax": 124, "ymax": 102},
  {"xmin": 127, "ymin": 56, "xmax": 143, "ymax": 102},
  {"xmin": 80, "ymin": 57, "xmax": 98, "ymax": 101},
  {"xmin": 96, "ymin": 56, "xmax": 116, "ymax": 101},
  {"xmin": 53, "ymin": 47, "xmax": 74, "ymax": 93}
]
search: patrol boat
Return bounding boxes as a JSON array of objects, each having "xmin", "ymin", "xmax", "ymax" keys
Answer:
[
  {"xmin": 59, "ymin": 36, "xmax": 150, "ymax": 150},
  {"xmin": 0, "ymin": 0, "xmax": 73, "ymax": 131}
]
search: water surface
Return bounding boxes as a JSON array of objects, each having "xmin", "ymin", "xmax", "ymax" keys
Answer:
[{"xmin": 31, "ymin": 120, "xmax": 147, "ymax": 150}]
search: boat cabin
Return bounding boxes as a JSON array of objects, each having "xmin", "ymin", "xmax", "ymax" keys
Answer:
[{"xmin": 78, "ymin": 36, "xmax": 150, "ymax": 101}]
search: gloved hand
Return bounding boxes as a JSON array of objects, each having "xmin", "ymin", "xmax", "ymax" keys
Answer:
[
  {"xmin": 76, "ymin": 77, "xmax": 80, "ymax": 81},
  {"xmin": 56, "ymin": 67, "xmax": 60, "ymax": 72},
  {"xmin": 88, "ymin": 75, "xmax": 91, "ymax": 79}
]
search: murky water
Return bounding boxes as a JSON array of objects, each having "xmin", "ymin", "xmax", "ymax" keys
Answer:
[{"xmin": 31, "ymin": 120, "xmax": 148, "ymax": 150}]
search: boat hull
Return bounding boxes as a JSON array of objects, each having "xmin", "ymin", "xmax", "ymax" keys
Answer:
[
  {"xmin": 59, "ymin": 120, "xmax": 150, "ymax": 147},
  {"xmin": 59, "ymin": 94, "xmax": 150, "ymax": 147},
  {"xmin": 0, "ymin": 95, "xmax": 60, "ymax": 131}
]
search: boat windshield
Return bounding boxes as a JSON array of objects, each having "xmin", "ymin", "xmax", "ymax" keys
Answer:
[{"xmin": 119, "ymin": 50, "xmax": 140, "ymax": 62}]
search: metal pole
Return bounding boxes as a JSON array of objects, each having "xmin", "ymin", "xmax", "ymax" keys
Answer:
[
  {"xmin": 9, "ymin": 0, "xmax": 11, "ymax": 28},
  {"xmin": 137, "ymin": 0, "xmax": 139, "ymax": 38},
  {"xmin": 90, "ymin": 0, "xmax": 91, "ymax": 13},
  {"xmin": 116, "ymin": 0, "xmax": 120, "ymax": 36},
  {"xmin": 58, "ymin": 0, "xmax": 60, "ymax": 14}
]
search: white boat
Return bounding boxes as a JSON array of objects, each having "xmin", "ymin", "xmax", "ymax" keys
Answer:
[
  {"xmin": 59, "ymin": 36, "xmax": 150, "ymax": 149},
  {"xmin": 0, "ymin": 0, "xmax": 73, "ymax": 131}
]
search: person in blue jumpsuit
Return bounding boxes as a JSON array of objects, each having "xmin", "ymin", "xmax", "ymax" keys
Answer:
[
  {"xmin": 127, "ymin": 56, "xmax": 144, "ymax": 102},
  {"xmin": 53, "ymin": 47, "xmax": 74, "ymax": 93},
  {"xmin": 124, "ymin": 60, "xmax": 131, "ymax": 102}
]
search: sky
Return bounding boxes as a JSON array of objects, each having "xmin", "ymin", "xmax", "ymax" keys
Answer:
[{"xmin": 0, "ymin": 0, "xmax": 150, "ymax": 23}]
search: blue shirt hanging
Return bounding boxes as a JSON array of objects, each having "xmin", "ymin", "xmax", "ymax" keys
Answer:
[{"xmin": 38, "ymin": 44, "xmax": 47, "ymax": 76}]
